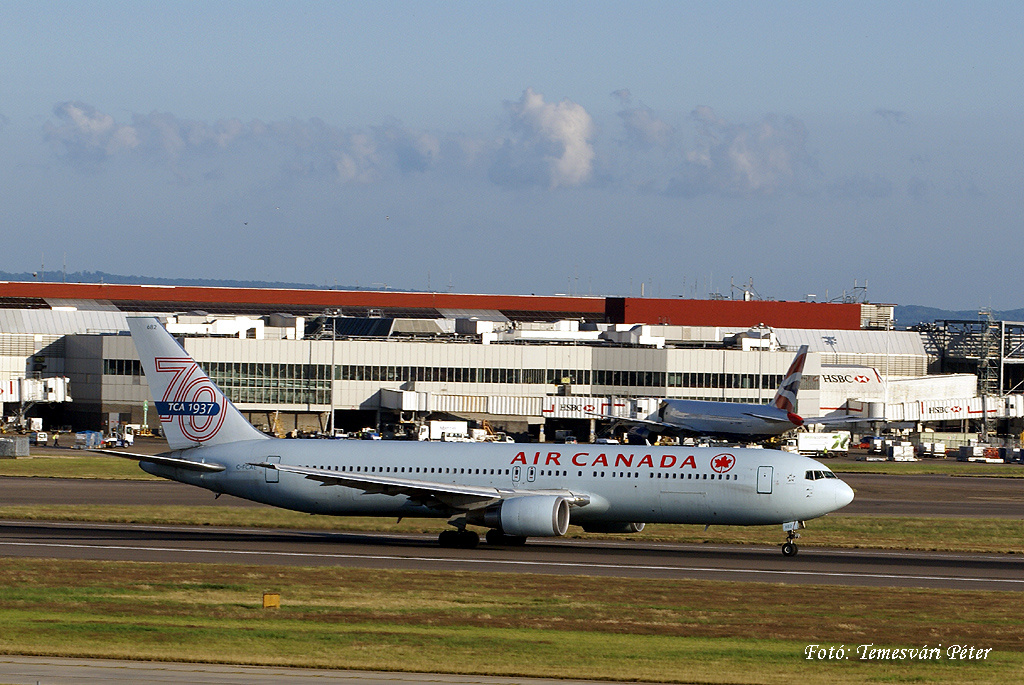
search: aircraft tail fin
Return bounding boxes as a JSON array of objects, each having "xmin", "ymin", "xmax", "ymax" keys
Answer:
[
  {"xmin": 127, "ymin": 317, "xmax": 269, "ymax": 450},
  {"xmin": 772, "ymin": 345, "xmax": 809, "ymax": 413}
]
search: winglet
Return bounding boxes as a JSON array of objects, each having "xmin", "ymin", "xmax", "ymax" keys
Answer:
[
  {"xmin": 772, "ymin": 345, "xmax": 808, "ymax": 414},
  {"xmin": 127, "ymin": 317, "xmax": 269, "ymax": 450}
]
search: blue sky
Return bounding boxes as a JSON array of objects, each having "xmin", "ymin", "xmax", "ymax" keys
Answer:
[{"xmin": 2, "ymin": 1, "xmax": 1022, "ymax": 308}]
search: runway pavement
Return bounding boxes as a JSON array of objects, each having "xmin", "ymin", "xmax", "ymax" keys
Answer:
[{"xmin": 2, "ymin": 517, "xmax": 1023, "ymax": 591}]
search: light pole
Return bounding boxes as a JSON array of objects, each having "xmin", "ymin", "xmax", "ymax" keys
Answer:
[{"xmin": 325, "ymin": 309, "xmax": 339, "ymax": 436}]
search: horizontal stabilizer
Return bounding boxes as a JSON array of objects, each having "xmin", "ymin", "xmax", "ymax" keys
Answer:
[
  {"xmin": 803, "ymin": 415, "xmax": 864, "ymax": 425},
  {"xmin": 92, "ymin": 449, "xmax": 226, "ymax": 472},
  {"xmin": 742, "ymin": 412, "xmax": 797, "ymax": 423}
]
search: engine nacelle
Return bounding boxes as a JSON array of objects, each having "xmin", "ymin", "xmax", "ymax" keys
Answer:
[
  {"xmin": 472, "ymin": 495, "xmax": 570, "ymax": 537},
  {"xmin": 580, "ymin": 522, "xmax": 646, "ymax": 534}
]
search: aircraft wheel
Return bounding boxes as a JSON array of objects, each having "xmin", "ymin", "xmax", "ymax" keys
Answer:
[
  {"xmin": 781, "ymin": 542, "xmax": 798, "ymax": 557},
  {"xmin": 438, "ymin": 530, "xmax": 459, "ymax": 548},
  {"xmin": 458, "ymin": 530, "xmax": 480, "ymax": 549},
  {"xmin": 485, "ymin": 530, "xmax": 528, "ymax": 547}
]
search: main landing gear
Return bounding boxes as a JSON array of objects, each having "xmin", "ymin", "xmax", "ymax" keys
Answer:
[
  {"xmin": 781, "ymin": 521, "xmax": 805, "ymax": 557},
  {"xmin": 438, "ymin": 520, "xmax": 529, "ymax": 549},
  {"xmin": 485, "ymin": 529, "xmax": 527, "ymax": 547},
  {"xmin": 438, "ymin": 529, "xmax": 479, "ymax": 549}
]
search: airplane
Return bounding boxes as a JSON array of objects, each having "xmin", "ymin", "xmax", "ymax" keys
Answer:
[
  {"xmin": 606, "ymin": 345, "xmax": 857, "ymax": 443},
  {"xmin": 100, "ymin": 317, "xmax": 854, "ymax": 557}
]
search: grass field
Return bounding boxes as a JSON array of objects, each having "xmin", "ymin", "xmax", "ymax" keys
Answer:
[
  {"xmin": 0, "ymin": 557, "xmax": 1020, "ymax": 684},
  {"xmin": 0, "ymin": 454, "xmax": 159, "ymax": 480}
]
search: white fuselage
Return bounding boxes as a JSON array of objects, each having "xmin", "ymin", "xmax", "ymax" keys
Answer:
[
  {"xmin": 145, "ymin": 440, "xmax": 853, "ymax": 527},
  {"xmin": 655, "ymin": 399, "xmax": 798, "ymax": 441}
]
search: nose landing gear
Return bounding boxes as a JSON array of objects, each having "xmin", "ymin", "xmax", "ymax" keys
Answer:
[{"xmin": 781, "ymin": 520, "xmax": 805, "ymax": 557}]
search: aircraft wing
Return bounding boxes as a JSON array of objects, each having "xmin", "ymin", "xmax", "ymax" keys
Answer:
[
  {"xmin": 249, "ymin": 462, "xmax": 590, "ymax": 511},
  {"xmin": 91, "ymin": 449, "xmax": 227, "ymax": 473}
]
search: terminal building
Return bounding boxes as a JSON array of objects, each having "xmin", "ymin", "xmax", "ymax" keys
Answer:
[{"xmin": 1, "ymin": 281, "xmax": 1020, "ymax": 444}]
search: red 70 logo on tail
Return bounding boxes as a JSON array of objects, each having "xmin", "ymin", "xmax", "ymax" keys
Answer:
[
  {"xmin": 154, "ymin": 357, "xmax": 225, "ymax": 443},
  {"xmin": 711, "ymin": 453, "xmax": 736, "ymax": 473}
]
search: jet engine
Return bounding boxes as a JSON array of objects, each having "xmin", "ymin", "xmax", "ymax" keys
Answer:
[
  {"xmin": 580, "ymin": 522, "xmax": 646, "ymax": 534},
  {"xmin": 469, "ymin": 495, "xmax": 571, "ymax": 537}
]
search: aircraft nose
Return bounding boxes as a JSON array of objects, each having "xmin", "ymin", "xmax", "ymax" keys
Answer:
[{"xmin": 835, "ymin": 480, "xmax": 855, "ymax": 509}]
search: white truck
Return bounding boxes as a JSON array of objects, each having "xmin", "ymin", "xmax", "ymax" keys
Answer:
[
  {"xmin": 417, "ymin": 420, "xmax": 470, "ymax": 441},
  {"xmin": 782, "ymin": 431, "xmax": 851, "ymax": 457},
  {"xmin": 102, "ymin": 423, "xmax": 139, "ymax": 448}
]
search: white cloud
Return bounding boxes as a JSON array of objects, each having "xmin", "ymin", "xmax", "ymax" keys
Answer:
[
  {"xmin": 44, "ymin": 101, "xmax": 140, "ymax": 159},
  {"xmin": 667, "ymin": 107, "xmax": 813, "ymax": 196},
  {"xmin": 492, "ymin": 88, "xmax": 596, "ymax": 189},
  {"xmin": 618, "ymin": 106, "xmax": 675, "ymax": 150},
  {"xmin": 42, "ymin": 102, "xmax": 448, "ymax": 186}
]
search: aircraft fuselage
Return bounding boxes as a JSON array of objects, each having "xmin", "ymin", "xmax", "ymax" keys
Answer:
[{"xmin": 144, "ymin": 440, "xmax": 853, "ymax": 527}]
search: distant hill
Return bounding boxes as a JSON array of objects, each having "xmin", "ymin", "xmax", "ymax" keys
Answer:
[{"xmin": 895, "ymin": 305, "xmax": 1024, "ymax": 329}]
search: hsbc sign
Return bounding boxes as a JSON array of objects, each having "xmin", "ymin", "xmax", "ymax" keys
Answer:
[{"xmin": 819, "ymin": 374, "xmax": 876, "ymax": 384}]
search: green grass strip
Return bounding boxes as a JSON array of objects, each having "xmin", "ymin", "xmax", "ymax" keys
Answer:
[
  {"xmin": 0, "ymin": 455, "xmax": 158, "ymax": 480},
  {"xmin": 0, "ymin": 558, "xmax": 1020, "ymax": 684}
]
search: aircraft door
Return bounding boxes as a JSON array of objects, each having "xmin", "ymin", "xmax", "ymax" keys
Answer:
[
  {"xmin": 265, "ymin": 455, "xmax": 281, "ymax": 483},
  {"xmin": 756, "ymin": 465, "xmax": 773, "ymax": 494},
  {"xmin": 512, "ymin": 466, "xmax": 522, "ymax": 484},
  {"xmin": 527, "ymin": 466, "xmax": 537, "ymax": 482}
]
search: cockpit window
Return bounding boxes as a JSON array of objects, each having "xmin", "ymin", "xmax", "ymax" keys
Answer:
[{"xmin": 806, "ymin": 470, "xmax": 840, "ymax": 481}]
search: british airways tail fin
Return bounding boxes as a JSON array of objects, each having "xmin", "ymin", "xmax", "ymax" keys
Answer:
[
  {"xmin": 127, "ymin": 317, "xmax": 269, "ymax": 450},
  {"xmin": 772, "ymin": 345, "xmax": 809, "ymax": 413}
]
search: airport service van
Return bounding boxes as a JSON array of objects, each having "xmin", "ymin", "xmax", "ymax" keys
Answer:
[{"xmin": 782, "ymin": 431, "xmax": 851, "ymax": 457}]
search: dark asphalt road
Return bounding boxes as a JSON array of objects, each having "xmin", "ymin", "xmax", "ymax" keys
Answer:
[{"xmin": 2, "ymin": 518, "xmax": 1023, "ymax": 591}]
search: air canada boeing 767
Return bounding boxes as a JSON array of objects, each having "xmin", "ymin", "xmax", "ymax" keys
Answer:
[{"xmin": 105, "ymin": 318, "xmax": 854, "ymax": 556}]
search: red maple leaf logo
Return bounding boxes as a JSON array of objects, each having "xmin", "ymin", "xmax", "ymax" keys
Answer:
[{"xmin": 711, "ymin": 453, "xmax": 735, "ymax": 473}]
